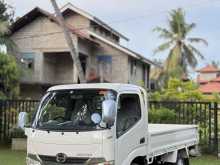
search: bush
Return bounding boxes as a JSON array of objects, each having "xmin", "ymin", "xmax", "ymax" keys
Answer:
[
  {"xmin": 0, "ymin": 53, "xmax": 20, "ymax": 99},
  {"xmin": 149, "ymin": 78, "xmax": 204, "ymax": 101},
  {"xmin": 10, "ymin": 127, "xmax": 25, "ymax": 138},
  {"xmin": 149, "ymin": 107, "xmax": 176, "ymax": 124}
]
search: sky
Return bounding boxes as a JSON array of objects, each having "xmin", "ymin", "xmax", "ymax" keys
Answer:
[{"xmin": 5, "ymin": 0, "xmax": 220, "ymax": 71}]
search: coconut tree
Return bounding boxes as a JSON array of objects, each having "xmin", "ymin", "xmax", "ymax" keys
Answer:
[
  {"xmin": 154, "ymin": 8, "xmax": 208, "ymax": 82},
  {"xmin": 0, "ymin": 20, "xmax": 15, "ymax": 51},
  {"xmin": 0, "ymin": 0, "xmax": 15, "ymax": 51}
]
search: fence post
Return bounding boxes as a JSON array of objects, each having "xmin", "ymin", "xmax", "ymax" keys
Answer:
[
  {"xmin": 0, "ymin": 100, "xmax": 2, "ymax": 141},
  {"xmin": 213, "ymin": 102, "xmax": 219, "ymax": 157}
]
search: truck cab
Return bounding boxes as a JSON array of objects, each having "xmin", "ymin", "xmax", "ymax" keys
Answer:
[{"xmin": 21, "ymin": 83, "xmax": 198, "ymax": 165}]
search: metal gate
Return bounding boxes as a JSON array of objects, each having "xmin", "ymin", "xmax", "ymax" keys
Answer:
[{"xmin": 0, "ymin": 100, "xmax": 39, "ymax": 142}]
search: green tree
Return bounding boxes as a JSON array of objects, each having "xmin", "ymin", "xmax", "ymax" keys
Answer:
[
  {"xmin": 150, "ymin": 78, "xmax": 203, "ymax": 101},
  {"xmin": 211, "ymin": 61, "xmax": 220, "ymax": 68},
  {"xmin": 0, "ymin": 52, "xmax": 20, "ymax": 99},
  {"xmin": 0, "ymin": 0, "xmax": 14, "ymax": 22},
  {"xmin": 154, "ymin": 8, "xmax": 207, "ymax": 83},
  {"xmin": 0, "ymin": 0, "xmax": 15, "ymax": 51}
]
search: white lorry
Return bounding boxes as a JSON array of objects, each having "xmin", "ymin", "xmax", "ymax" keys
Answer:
[{"xmin": 20, "ymin": 83, "xmax": 199, "ymax": 165}]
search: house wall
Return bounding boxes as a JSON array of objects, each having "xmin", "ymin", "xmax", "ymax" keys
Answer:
[
  {"xmin": 91, "ymin": 39, "xmax": 150, "ymax": 87},
  {"xmin": 10, "ymin": 13, "xmax": 150, "ymax": 99},
  {"xmin": 11, "ymin": 16, "xmax": 76, "ymax": 52},
  {"xmin": 54, "ymin": 53, "xmax": 74, "ymax": 84},
  {"xmin": 92, "ymin": 40, "xmax": 129, "ymax": 83},
  {"xmin": 10, "ymin": 16, "xmax": 93, "ymax": 84},
  {"xmin": 200, "ymin": 72, "xmax": 218, "ymax": 81},
  {"xmin": 20, "ymin": 84, "xmax": 47, "ymax": 99},
  {"xmin": 11, "ymin": 16, "xmax": 75, "ymax": 84},
  {"xmin": 128, "ymin": 57, "xmax": 150, "ymax": 87},
  {"xmin": 65, "ymin": 13, "xmax": 90, "ymax": 33}
]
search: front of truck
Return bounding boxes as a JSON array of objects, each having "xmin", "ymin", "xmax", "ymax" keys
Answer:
[{"xmin": 25, "ymin": 85, "xmax": 117, "ymax": 165}]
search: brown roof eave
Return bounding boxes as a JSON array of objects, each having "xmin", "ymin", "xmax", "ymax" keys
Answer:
[
  {"xmin": 10, "ymin": 7, "xmax": 57, "ymax": 35},
  {"xmin": 9, "ymin": 7, "xmax": 99, "ymax": 45}
]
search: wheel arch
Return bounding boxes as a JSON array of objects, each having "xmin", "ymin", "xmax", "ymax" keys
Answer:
[
  {"xmin": 131, "ymin": 156, "xmax": 147, "ymax": 165},
  {"xmin": 121, "ymin": 146, "xmax": 147, "ymax": 165},
  {"xmin": 161, "ymin": 147, "xmax": 189, "ymax": 163}
]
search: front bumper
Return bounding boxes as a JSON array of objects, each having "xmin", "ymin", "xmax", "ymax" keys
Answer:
[{"xmin": 26, "ymin": 155, "xmax": 114, "ymax": 165}]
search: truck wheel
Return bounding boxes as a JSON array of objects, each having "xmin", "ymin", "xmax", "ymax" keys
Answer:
[
  {"xmin": 131, "ymin": 162, "xmax": 147, "ymax": 165},
  {"xmin": 175, "ymin": 157, "xmax": 189, "ymax": 165}
]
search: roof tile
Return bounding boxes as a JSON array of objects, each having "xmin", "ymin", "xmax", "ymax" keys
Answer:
[
  {"xmin": 199, "ymin": 82, "xmax": 220, "ymax": 94},
  {"xmin": 197, "ymin": 65, "xmax": 220, "ymax": 73}
]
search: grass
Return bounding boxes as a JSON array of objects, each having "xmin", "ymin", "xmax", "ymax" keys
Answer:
[
  {"xmin": 0, "ymin": 145, "xmax": 219, "ymax": 165},
  {"xmin": 191, "ymin": 155, "xmax": 220, "ymax": 165},
  {"xmin": 0, "ymin": 145, "xmax": 26, "ymax": 165}
]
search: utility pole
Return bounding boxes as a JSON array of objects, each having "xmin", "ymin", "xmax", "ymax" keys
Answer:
[{"xmin": 50, "ymin": 0, "xmax": 86, "ymax": 83}]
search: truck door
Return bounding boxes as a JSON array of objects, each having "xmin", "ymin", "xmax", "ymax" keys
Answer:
[{"xmin": 115, "ymin": 93, "xmax": 146, "ymax": 165}]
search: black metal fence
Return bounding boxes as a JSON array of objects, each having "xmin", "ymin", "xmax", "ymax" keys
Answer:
[
  {"xmin": 0, "ymin": 100, "xmax": 39, "ymax": 142},
  {"xmin": 0, "ymin": 100, "xmax": 219, "ymax": 155},
  {"xmin": 149, "ymin": 101, "xmax": 219, "ymax": 155}
]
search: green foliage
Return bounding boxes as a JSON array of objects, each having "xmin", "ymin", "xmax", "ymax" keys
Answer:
[
  {"xmin": 0, "ymin": 52, "xmax": 20, "ymax": 99},
  {"xmin": 10, "ymin": 127, "xmax": 25, "ymax": 138},
  {"xmin": 150, "ymin": 78, "xmax": 203, "ymax": 101},
  {"xmin": 0, "ymin": 0, "xmax": 16, "ymax": 51},
  {"xmin": 137, "ymin": 80, "xmax": 145, "ymax": 88},
  {"xmin": 209, "ymin": 92, "xmax": 220, "ymax": 103},
  {"xmin": 42, "ymin": 104, "xmax": 65, "ymax": 121},
  {"xmin": 211, "ymin": 61, "xmax": 220, "ymax": 68},
  {"xmin": 149, "ymin": 107, "xmax": 176, "ymax": 124},
  {"xmin": 153, "ymin": 8, "xmax": 207, "ymax": 86},
  {"xmin": 0, "ymin": 0, "xmax": 14, "ymax": 23}
]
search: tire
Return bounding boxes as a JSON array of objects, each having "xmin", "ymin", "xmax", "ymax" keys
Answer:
[
  {"xmin": 131, "ymin": 161, "xmax": 148, "ymax": 165},
  {"xmin": 175, "ymin": 156, "xmax": 189, "ymax": 165}
]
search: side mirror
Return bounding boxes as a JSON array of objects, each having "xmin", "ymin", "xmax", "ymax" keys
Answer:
[
  {"xmin": 18, "ymin": 112, "xmax": 29, "ymax": 130},
  {"xmin": 102, "ymin": 99, "xmax": 116, "ymax": 126}
]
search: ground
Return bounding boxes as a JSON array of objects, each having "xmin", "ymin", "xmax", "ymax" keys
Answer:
[{"xmin": 0, "ymin": 146, "xmax": 219, "ymax": 165}]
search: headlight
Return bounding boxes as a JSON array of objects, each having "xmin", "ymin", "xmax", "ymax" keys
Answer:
[
  {"xmin": 26, "ymin": 157, "xmax": 41, "ymax": 165},
  {"xmin": 96, "ymin": 160, "xmax": 114, "ymax": 165}
]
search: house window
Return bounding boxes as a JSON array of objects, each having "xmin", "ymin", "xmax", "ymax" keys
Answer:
[
  {"xmin": 97, "ymin": 55, "xmax": 112, "ymax": 82},
  {"xmin": 130, "ymin": 58, "xmax": 137, "ymax": 76},
  {"xmin": 21, "ymin": 52, "xmax": 35, "ymax": 69}
]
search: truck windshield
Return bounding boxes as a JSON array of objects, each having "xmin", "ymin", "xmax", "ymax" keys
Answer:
[{"xmin": 35, "ymin": 89, "xmax": 117, "ymax": 131}]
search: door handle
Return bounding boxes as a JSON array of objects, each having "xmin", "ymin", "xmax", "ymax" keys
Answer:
[{"xmin": 140, "ymin": 137, "xmax": 145, "ymax": 144}]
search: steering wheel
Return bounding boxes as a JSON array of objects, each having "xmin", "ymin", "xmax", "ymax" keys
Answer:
[{"xmin": 53, "ymin": 116, "xmax": 65, "ymax": 122}]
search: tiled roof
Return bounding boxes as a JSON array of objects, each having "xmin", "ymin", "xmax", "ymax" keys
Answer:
[
  {"xmin": 197, "ymin": 65, "xmax": 220, "ymax": 73},
  {"xmin": 211, "ymin": 76, "xmax": 220, "ymax": 82},
  {"xmin": 199, "ymin": 82, "xmax": 220, "ymax": 94},
  {"xmin": 197, "ymin": 75, "xmax": 209, "ymax": 84},
  {"xmin": 198, "ymin": 79, "xmax": 209, "ymax": 84}
]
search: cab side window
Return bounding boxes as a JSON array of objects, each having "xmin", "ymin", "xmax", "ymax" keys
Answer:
[{"xmin": 116, "ymin": 94, "xmax": 141, "ymax": 138}]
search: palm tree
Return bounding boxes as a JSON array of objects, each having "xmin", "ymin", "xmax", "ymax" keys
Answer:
[
  {"xmin": 154, "ymin": 8, "xmax": 208, "ymax": 80},
  {"xmin": 0, "ymin": 20, "xmax": 15, "ymax": 51},
  {"xmin": 211, "ymin": 61, "xmax": 220, "ymax": 68}
]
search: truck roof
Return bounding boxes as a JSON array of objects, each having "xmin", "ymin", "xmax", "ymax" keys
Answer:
[{"xmin": 48, "ymin": 83, "xmax": 142, "ymax": 92}]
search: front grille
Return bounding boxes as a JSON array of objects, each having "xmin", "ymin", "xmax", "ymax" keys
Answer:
[{"xmin": 39, "ymin": 155, "xmax": 89, "ymax": 164}]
